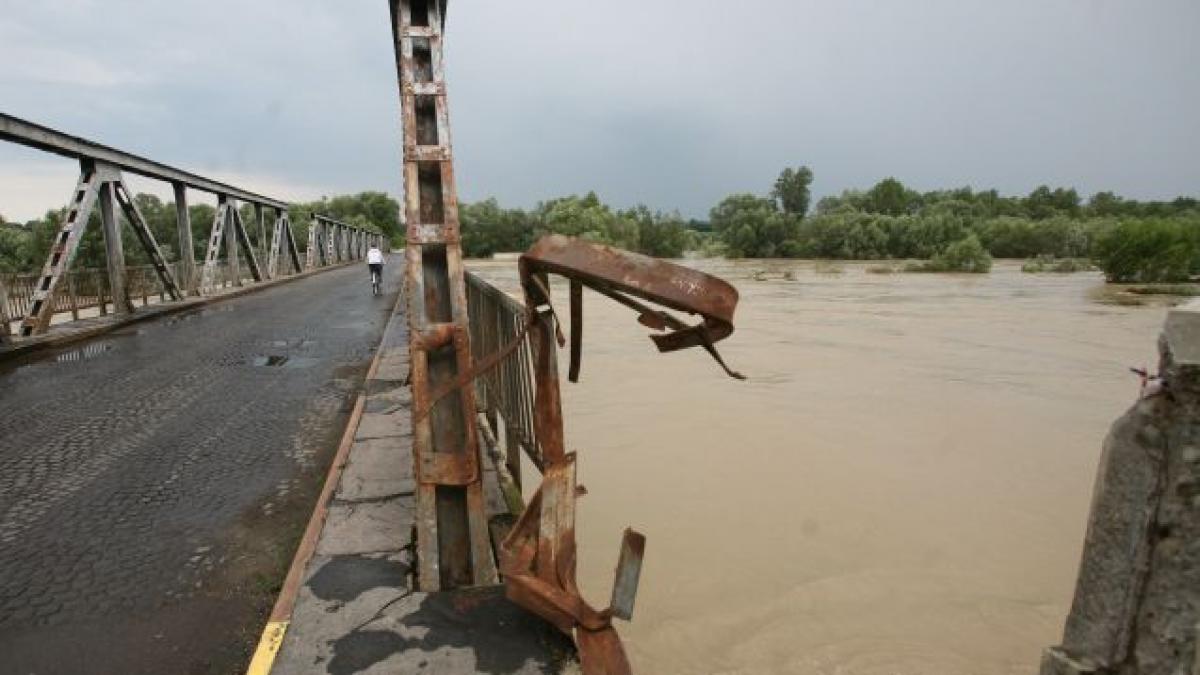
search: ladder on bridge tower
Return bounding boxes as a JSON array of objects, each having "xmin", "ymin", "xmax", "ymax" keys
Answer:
[{"xmin": 391, "ymin": 0, "xmax": 498, "ymax": 590}]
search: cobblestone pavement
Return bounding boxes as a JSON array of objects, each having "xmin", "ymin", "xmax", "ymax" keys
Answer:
[{"xmin": 0, "ymin": 259, "xmax": 404, "ymax": 675}]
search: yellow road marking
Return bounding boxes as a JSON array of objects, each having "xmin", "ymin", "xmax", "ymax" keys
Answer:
[{"xmin": 246, "ymin": 620, "xmax": 288, "ymax": 675}]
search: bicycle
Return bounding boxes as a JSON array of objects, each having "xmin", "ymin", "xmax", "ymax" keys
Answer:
[{"xmin": 370, "ymin": 267, "xmax": 382, "ymax": 296}]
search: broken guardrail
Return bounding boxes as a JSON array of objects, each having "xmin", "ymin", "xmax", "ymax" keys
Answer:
[{"xmin": 477, "ymin": 234, "xmax": 744, "ymax": 674}]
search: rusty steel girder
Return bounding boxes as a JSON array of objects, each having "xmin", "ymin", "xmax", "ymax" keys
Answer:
[{"xmin": 499, "ymin": 234, "xmax": 742, "ymax": 675}]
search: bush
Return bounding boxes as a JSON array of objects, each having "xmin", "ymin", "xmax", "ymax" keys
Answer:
[
  {"xmin": 929, "ymin": 234, "xmax": 993, "ymax": 272},
  {"xmin": 910, "ymin": 235, "xmax": 992, "ymax": 273},
  {"xmin": 1093, "ymin": 218, "xmax": 1200, "ymax": 283}
]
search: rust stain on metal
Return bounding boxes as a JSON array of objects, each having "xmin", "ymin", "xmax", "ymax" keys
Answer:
[{"xmin": 496, "ymin": 234, "xmax": 743, "ymax": 674}]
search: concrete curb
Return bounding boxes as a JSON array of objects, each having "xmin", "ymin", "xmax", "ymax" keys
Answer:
[
  {"xmin": 0, "ymin": 262, "xmax": 362, "ymax": 363},
  {"xmin": 244, "ymin": 281, "xmax": 406, "ymax": 675}
]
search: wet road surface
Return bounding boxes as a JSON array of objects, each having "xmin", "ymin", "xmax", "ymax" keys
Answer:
[{"xmin": 0, "ymin": 259, "xmax": 403, "ymax": 675}]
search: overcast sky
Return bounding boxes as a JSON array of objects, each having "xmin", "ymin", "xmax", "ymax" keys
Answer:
[{"xmin": 1, "ymin": 0, "xmax": 1197, "ymax": 222}]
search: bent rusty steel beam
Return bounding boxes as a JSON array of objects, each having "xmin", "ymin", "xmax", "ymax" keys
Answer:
[
  {"xmin": 522, "ymin": 234, "xmax": 744, "ymax": 382},
  {"xmin": 500, "ymin": 234, "xmax": 742, "ymax": 675}
]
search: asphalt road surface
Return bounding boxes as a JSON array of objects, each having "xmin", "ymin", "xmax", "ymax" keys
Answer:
[{"xmin": 0, "ymin": 258, "xmax": 403, "ymax": 674}]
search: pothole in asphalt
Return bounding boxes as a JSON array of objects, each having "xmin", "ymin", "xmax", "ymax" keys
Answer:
[{"xmin": 253, "ymin": 355, "xmax": 289, "ymax": 367}]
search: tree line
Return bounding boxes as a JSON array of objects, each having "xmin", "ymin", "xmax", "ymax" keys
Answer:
[
  {"xmin": 6, "ymin": 178, "xmax": 1194, "ymax": 284},
  {"xmin": 460, "ymin": 192, "xmax": 692, "ymax": 259},
  {"xmin": 0, "ymin": 192, "xmax": 400, "ymax": 275},
  {"xmin": 708, "ymin": 169, "xmax": 1199, "ymax": 281}
]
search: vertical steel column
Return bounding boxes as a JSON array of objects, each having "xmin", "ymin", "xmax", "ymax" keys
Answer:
[
  {"xmin": 325, "ymin": 221, "xmax": 336, "ymax": 265},
  {"xmin": 98, "ymin": 178, "xmax": 133, "ymax": 315},
  {"xmin": 226, "ymin": 199, "xmax": 242, "ymax": 287},
  {"xmin": 304, "ymin": 216, "xmax": 318, "ymax": 270},
  {"xmin": 255, "ymin": 203, "xmax": 267, "ymax": 264},
  {"xmin": 173, "ymin": 182, "xmax": 197, "ymax": 295},
  {"xmin": 0, "ymin": 276, "xmax": 11, "ymax": 343},
  {"xmin": 391, "ymin": 0, "xmax": 497, "ymax": 591},
  {"xmin": 267, "ymin": 208, "xmax": 283, "ymax": 279}
]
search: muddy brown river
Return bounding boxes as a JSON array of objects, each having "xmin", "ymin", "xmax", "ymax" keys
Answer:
[{"xmin": 469, "ymin": 258, "xmax": 1168, "ymax": 675}]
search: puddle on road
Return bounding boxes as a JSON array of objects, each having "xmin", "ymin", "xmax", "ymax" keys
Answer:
[
  {"xmin": 164, "ymin": 305, "xmax": 236, "ymax": 327},
  {"xmin": 249, "ymin": 355, "xmax": 319, "ymax": 369},
  {"xmin": 266, "ymin": 338, "xmax": 318, "ymax": 350},
  {"xmin": 54, "ymin": 342, "xmax": 114, "ymax": 363}
]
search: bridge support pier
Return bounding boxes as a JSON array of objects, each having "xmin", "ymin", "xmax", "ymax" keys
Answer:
[{"xmin": 1040, "ymin": 300, "xmax": 1200, "ymax": 675}]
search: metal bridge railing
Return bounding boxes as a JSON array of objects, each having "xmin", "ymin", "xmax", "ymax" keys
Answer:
[
  {"xmin": 2, "ymin": 260, "xmax": 282, "ymax": 328},
  {"xmin": 465, "ymin": 270, "xmax": 542, "ymax": 486},
  {"xmin": 0, "ymin": 112, "xmax": 384, "ymax": 341}
]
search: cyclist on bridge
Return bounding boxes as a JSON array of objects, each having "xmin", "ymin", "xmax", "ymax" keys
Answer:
[{"xmin": 367, "ymin": 244, "xmax": 385, "ymax": 295}]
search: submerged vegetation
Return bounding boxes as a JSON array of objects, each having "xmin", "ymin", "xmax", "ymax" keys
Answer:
[
  {"xmin": 1125, "ymin": 285, "xmax": 1200, "ymax": 297},
  {"xmin": 1021, "ymin": 256, "xmax": 1096, "ymax": 273},
  {"xmin": 904, "ymin": 235, "xmax": 993, "ymax": 273}
]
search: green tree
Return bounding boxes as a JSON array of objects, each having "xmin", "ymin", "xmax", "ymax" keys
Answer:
[
  {"xmin": 865, "ymin": 177, "xmax": 917, "ymax": 215},
  {"xmin": 534, "ymin": 192, "xmax": 639, "ymax": 251},
  {"xmin": 0, "ymin": 224, "xmax": 30, "ymax": 273},
  {"xmin": 771, "ymin": 166, "xmax": 813, "ymax": 216},
  {"xmin": 710, "ymin": 194, "xmax": 799, "ymax": 258},
  {"xmin": 624, "ymin": 205, "xmax": 688, "ymax": 258},
  {"xmin": 1093, "ymin": 218, "xmax": 1200, "ymax": 282},
  {"xmin": 1024, "ymin": 185, "xmax": 1080, "ymax": 219},
  {"xmin": 460, "ymin": 198, "xmax": 533, "ymax": 257}
]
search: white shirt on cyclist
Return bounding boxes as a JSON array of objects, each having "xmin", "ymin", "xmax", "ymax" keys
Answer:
[{"xmin": 367, "ymin": 247, "xmax": 385, "ymax": 265}]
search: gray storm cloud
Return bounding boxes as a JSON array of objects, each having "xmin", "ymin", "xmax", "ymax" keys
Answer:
[{"xmin": 0, "ymin": 0, "xmax": 1196, "ymax": 221}]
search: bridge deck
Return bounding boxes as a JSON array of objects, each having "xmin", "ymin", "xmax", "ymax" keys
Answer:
[
  {"xmin": 0, "ymin": 258, "xmax": 403, "ymax": 674},
  {"xmin": 266, "ymin": 288, "xmax": 574, "ymax": 675}
]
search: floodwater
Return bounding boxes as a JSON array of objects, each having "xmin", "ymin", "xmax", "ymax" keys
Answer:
[{"xmin": 468, "ymin": 258, "xmax": 1170, "ymax": 675}]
